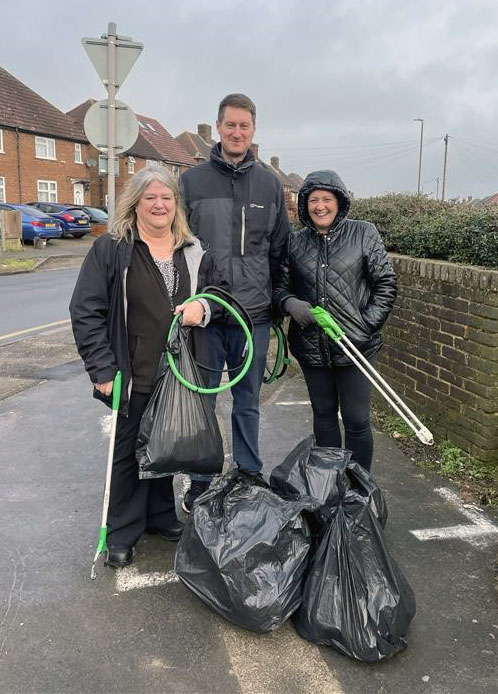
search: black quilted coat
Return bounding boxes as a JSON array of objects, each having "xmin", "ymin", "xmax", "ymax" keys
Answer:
[{"xmin": 273, "ymin": 170, "xmax": 397, "ymax": 367}]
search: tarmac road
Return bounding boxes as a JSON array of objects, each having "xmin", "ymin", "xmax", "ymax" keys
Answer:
[
  {"xmin": 0, "ymin": 332, "xmax": 497, "ymax": 694},
  {"xmin": 0, "ymin": 268, "xmax": 79, "ymax": 341}
]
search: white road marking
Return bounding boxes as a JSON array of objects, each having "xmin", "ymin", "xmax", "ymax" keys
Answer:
[
  {"xmin": 0, "ymin": 318, "xmax": 70, "ymax": 341},
  {"xmin": 411, "ymin": 486, "xmax": 498, "ymax": 544},
  {"xmin": 275, "ymin": 400, "xmax": 311, "ymax": 406},
  {"xmin": 116, "ymin": 566, "xmax": 180, "ymax": 592},
  {"xmin": 100, "ymin": 414, "xmax": 112, "ymax": 437}
]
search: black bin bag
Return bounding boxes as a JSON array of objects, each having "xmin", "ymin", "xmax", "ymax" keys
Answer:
[
  {"xmin": 136, "ymin": 326, "xmax": 223, "ymax": 478},
  {"xmin": 273, "ymin": 438, "xmax": 416, "ymax": 662},
  {"xmin": 270, "ymin": 435, "xmax": 388, "ymax": 528},
  {"xmin": 174, "ymin": 470, "xmax": 312, "ymax": 633}
]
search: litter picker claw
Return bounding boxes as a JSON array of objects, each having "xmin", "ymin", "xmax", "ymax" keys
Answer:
[
  {"xmin": 90, "ymin": 370, "xmax": 122, "ymax": 579},
  {"xmin": 311, "ymin": 307, "xmax": 433, "ymax": 446}
]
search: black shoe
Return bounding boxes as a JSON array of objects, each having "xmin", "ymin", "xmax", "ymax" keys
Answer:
[
  {"xmin": 105, "ymin": 546, "xmax": 133, "ymax": 568},
  {"xmin": 147, "ymin": 520, "xmax": 184, "ymax": 542},
  {"xmin": 182, "ymin": 480, "xmax": 210, "ymax": 514}
]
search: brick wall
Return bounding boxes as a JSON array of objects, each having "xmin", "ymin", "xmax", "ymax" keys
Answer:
[
  {"xmin": 0, "ymin": 128, "xmax": 90, "ymax": 204},
  {"xmin": 379, "ymin": 254, "xmax": 498, "ymax": 462}
]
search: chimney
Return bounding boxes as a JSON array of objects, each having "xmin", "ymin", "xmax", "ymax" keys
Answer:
[
  {"xmin": 250, "ymin": 143, "xmax": 259, "ymax": 159},
  {"xmin": 271, "ymin": 156, "xmax": 280, "ymax": 170},
  {"xmin": 197, "ymin": 123, "xmax": 212, "ymax": 142}
]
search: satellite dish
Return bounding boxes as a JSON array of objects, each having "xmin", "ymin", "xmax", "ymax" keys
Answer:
[{"xmin": 86, "ymin": 158, "xmax": 97, "ymax": 168}]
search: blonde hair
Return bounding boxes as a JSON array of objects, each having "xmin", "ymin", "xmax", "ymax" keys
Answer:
[{"xmin": 110, "ymin": 165, "xmax": 194, "ymax": 247}]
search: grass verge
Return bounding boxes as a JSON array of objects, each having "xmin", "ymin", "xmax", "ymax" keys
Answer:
[
  {"xmin": 0, "ymin": 257, "xmax": 38, "ymax": 273},
  {"xmin": 372, "ymin": 407, "xmax": 498, "ymax": 507}
]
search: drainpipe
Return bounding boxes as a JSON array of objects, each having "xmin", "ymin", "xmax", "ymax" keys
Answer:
[{"xmin": 15, "ymin": 128, "xmax": 22, "ymax": 202}]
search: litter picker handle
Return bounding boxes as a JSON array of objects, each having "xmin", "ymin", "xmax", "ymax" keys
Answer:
[
  {"xmin": 90, "ymin": 370, "xmax": 122, "ymax": 579},
  {"xmin": 310, "ymin": 307, "xmax": 434, "ymax": 446},
  {"xmin": 112, "ymin": 370, "xmax": 122, "ymax": 412}
]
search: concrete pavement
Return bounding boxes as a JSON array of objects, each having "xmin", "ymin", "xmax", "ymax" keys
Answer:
[{"xmin": 0, "ymin": 353, "xmax": 497, "ymax": 694}]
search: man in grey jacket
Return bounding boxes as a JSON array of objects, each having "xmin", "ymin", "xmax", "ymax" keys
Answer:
[{"xmin": 180, "ymin": 93, "xmax": 290, "ymax": 510}]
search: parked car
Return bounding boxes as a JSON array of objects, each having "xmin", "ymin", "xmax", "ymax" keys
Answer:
[
  {"xmin": 0, "ymin": 203, "xmax": 62, "ymax": 242},
  {"xmin": 27, "ymin": 202, "xmax": 91, "ymax": 238},
  {"xmin": 65, "ymin": 204, "xmax": 108, "ymax": 225}
]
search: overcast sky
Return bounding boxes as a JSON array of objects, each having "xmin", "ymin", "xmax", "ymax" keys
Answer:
[{"xmin": 3, "ymin": 0, "xmax": 498, "ymax": 199}]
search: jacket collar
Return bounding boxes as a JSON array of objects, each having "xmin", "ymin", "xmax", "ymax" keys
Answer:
[{"xmin": 209, "ymin": 142, "xmax": 255, "ymax": 175}]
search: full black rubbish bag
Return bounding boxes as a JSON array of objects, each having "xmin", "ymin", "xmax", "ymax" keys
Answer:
[
  {"xmin": 136, "ymin": 326, "xmax": 223, "ymax": 478},
  {"xmin": 174, "ymin": 470, "xmax": 312, "ymax": 633},
  {"xmin": 273, "ymin": 438, "xmax": 416, "ymax": 662},
  {"xmin": 270, "ymin": 436, "xmax": 388, "ymax": 527}
]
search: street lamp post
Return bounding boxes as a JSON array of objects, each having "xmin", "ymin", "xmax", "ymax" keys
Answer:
[{"xmin": 414, "ymin": 118, "xmax": 424, "ymax": 195}]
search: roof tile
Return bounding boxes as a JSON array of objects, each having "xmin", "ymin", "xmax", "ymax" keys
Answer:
[{"xmin": 0, "ymin": 66, "xmax": 85, "ymax": 141}]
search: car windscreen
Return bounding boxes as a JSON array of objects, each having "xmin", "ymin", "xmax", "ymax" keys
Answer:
[
  {"xmin": 18, "ymin": 205, "xmax": 54, "ymax": 217},
  {"xmin": 66, "ymin": 208, "xmax": 89, "ymax": 218},
  {"xmin": 85, "ymin": 207, "xmax": 108, "ymax": 221}
]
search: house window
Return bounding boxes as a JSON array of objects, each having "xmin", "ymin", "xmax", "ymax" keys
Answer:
[
  {"xmin": 74, "ymin": 143, "xmax": 83, "ymax": 164},
  {"xmin": 37, "ymin": 180, "xmax": 57, "ymax": 202},
  {"xmin": 146, "ymin": 159, "xmax": 157, "ymax": 167},
  {"xmin": 35, "ymin": 137, "xmax": 56, "ymax": 160},
  {"xmin": 98, "ymin": 155, "xmax": 119, "ymax": 175},
  {"xmin": 0, "ymin": 177, "xmax": 5, "ymax": 203},
  {"xmin": 127, "ymin": 156, "xmax": 135, "ymax": 174},
  {"xmin": 171, "ymin": 165, "xmax": 180, "ymax": 179},
  {"xmin": 0, "ymin": 130, "xmax": 4, "ymax": 153}
]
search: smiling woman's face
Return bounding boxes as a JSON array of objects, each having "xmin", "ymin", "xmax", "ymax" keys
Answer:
[
  {"xmin": 135, "ymin": 180, "xmax": 176, "ymax": 235},
  {"xmin": 307, "ymin": 189, "xmax": 339, "ymax": 233}
]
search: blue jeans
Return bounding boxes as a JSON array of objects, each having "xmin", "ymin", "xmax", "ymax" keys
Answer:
[{"xmin": 192, "ymin": 320, "xmax": 271, "ymax": 480}]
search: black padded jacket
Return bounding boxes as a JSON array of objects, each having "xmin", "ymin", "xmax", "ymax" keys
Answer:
[
  {"xmin": 69, "ymin": 232, "xmax": 220, "ymax": 415},
  {"xmin": 273, "ymin": 170, "xmax": 397, "ymax": 367}
]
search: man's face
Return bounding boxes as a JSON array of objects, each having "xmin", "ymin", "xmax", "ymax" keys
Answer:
[{"xmin": 216, "ymin": 106, "xmax": 255, "ymax": 160}]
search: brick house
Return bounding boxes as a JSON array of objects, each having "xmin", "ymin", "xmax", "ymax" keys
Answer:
[
  {"xmin": 249, "ymin": 144, "xmax": 300, "ymax": 221},
  {"xmin": 0, "ymin": 66, "xmax": 90, "ymax": 206},
  {"xmin": 175, "ymin": 123, "xmax": 216, "ymax": 164},
  {"xmin": 68, "ymin": 101, "xmax": 196, "ymax": 207}
]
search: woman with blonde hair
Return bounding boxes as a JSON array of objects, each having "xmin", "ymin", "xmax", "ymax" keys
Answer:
[{"xmin": 70, "ymin": 165, "xmax": 222, "ymax": 568}]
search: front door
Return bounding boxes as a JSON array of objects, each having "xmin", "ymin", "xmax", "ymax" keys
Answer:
[{"xmin": 73, "ymin": 183, "xmax": 84, "ymax": 205}]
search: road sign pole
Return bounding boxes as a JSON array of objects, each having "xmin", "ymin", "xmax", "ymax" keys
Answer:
[
  {"xmin": 82, "ymin": 25, "xmax": 142, "ymax": 218},
  {"xmin": 107, "ymin": 22, "xmax": 117, "ymax": 222}
]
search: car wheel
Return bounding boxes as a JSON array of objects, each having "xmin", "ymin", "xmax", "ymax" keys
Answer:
[{"xmin": 72, "ymin": 233, "xmax": 86, "ymax": 239}]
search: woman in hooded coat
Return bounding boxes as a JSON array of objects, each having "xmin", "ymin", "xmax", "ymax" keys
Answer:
[{"xmin": 273, "ymin": 170, "xmax": 397, "ymax": 471}]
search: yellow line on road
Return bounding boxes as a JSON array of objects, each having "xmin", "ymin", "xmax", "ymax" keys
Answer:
[{"xmin": 0, "ymin": 319, "xmax": 70, "ymax": 341}]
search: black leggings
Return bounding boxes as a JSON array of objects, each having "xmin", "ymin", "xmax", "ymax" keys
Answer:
[{"xmin": 300, "ymin": 358, "xmax": 376, "ymax": 471}]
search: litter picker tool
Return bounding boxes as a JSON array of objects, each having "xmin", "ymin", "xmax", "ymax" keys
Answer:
[
  {"xmin": 311, "ymin": 307, "xmax": 433, "ymax": 445},
  {"xmin": 90, "ymin": 370, "xmax": 122, "ymax": 579}
]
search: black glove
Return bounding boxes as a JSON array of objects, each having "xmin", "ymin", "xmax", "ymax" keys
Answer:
[{"xmin": 283, "ymin": 297, "xmax": 315, "ymax": 328}]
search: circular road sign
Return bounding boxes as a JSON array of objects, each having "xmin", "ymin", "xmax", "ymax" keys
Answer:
[{"xmin": 83, "ymin": 99, "xmax": 139, "ymax": 153}]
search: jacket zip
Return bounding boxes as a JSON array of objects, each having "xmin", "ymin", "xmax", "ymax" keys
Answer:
[
  {"xmin": 320, "ymin": 234, "xmax": 331, "ymax": 366},
  {"xmin": 241, "ymin": 205, "xmax": 246, "ymax": 256},
  {"xmin": 122, "ymin": 265, "xmax": 133, "ymax": 400}
]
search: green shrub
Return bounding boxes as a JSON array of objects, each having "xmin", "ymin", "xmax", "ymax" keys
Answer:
[{"xmin": 349, "ymin": 194, "xmax": 498, "ymax": 269}]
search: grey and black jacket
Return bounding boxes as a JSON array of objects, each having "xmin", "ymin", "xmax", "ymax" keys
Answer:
[
  {"xmin": 273, "ymin": 170, "xmax": 397, "ymax": 367},
  {"xmin": 180, "ymin": 143, "xmax": 290, "ymax": 323},
  {"xmin": 69, "ymin": 232, "xmax": 220, "ymax": 415}
]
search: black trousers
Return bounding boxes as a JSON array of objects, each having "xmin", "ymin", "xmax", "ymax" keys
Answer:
[
  {"xmin": 300, "ymin": 358, "xmax": 376, "ymax": 471},
  {"xmin": 107, "ymin": 390, "xmax": 177, "ymax": 548}
]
